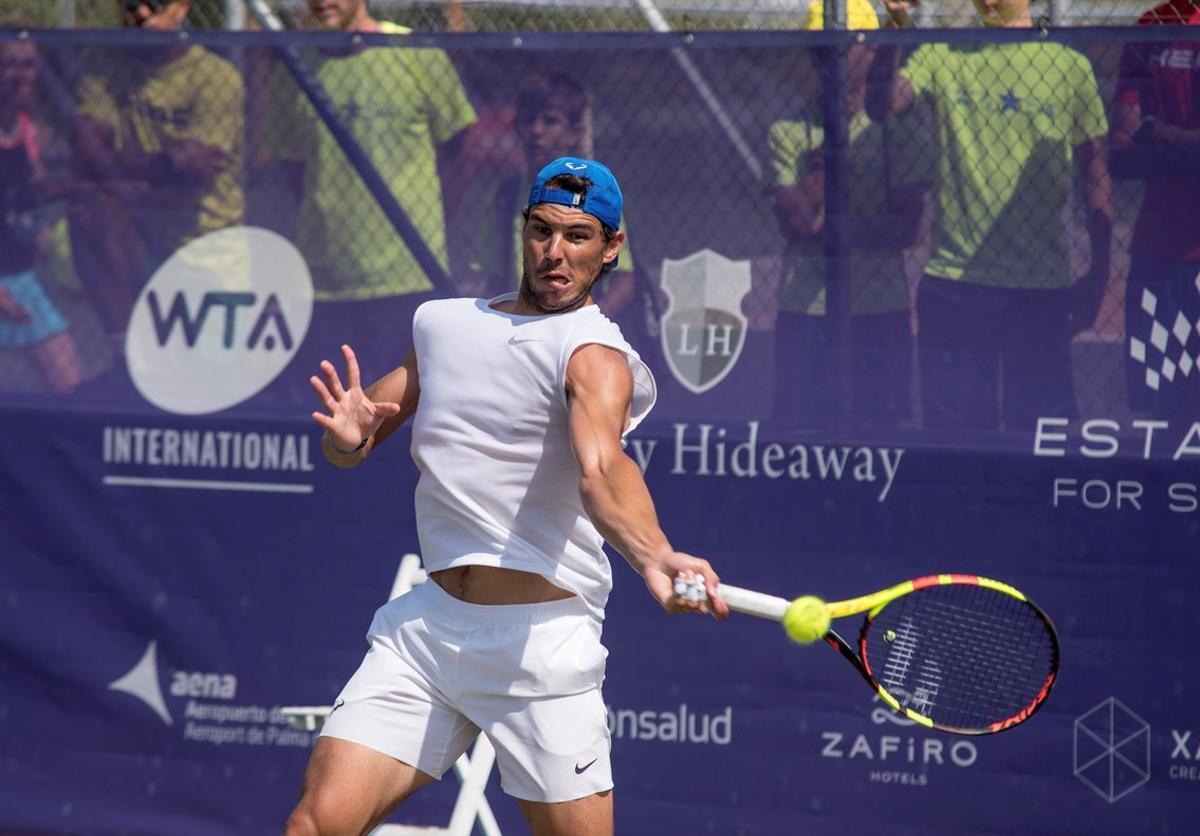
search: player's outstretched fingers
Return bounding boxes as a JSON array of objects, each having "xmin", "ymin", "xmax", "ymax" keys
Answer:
[
  {"xmin": 341, "ymin": 344, "xmax": 361, "ymax": 390},
  {"xmin": 309, "ymin": 374, "xmax": 337, "ymax": 414},
  {"xmin": 320, "ymin": 358, "xmax": 346, "ymax": 401}
]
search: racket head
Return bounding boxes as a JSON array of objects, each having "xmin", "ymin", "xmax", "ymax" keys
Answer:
[{"xmin": 847, "ymin": 574, "xmax": 1060, "ymax": 735}]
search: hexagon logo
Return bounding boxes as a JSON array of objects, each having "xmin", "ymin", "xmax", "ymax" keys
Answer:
[{"xmin": 1074, "ymin": 697, "xmax": 1150, "ymax": 802}]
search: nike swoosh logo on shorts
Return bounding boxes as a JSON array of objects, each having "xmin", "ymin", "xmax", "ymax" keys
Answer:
[
  {"xmin": 508, "ymin": 335, "xmax": 540, "ymax": 345},
  {"xmin": 575, "ymin": 757, "xmax": 599, "ymax": 774}
]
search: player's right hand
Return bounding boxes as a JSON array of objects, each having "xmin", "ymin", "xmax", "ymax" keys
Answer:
[
  {"xmin": 309, "ymin": 344, "xmax": 401, "ymax": 452},
  {"xmin": 646, "ymin": 556, "xmax": 729, "ymax": 620}
]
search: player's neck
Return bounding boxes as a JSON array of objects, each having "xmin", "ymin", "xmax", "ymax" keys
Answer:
[{"xmin": 509, "ymin": 285, "xmax": 595, "ymax": 317}]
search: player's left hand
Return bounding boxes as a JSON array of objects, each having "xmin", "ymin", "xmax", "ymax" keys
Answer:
[{"xmin": 310, "ymin": 344, "xmax": 401, "ymax": 452}]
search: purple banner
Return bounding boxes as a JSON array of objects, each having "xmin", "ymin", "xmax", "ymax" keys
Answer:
[{"xmin": 2, "ymin": 25, "xmax": 1200, "ymax": 835}]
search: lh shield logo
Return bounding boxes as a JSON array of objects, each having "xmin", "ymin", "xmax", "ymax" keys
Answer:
[{"xmin": 659, "ymin": 249, "xmax": 752, "ymax": 394}]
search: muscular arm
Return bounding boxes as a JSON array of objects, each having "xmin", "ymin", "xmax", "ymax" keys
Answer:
[{"xmin": 566, "ymin": 344, "xmax": 727, "ymax": 617}]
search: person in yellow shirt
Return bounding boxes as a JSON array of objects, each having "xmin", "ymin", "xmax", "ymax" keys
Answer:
[
  {"xmin": 768, "ymin": 0, "xmax": 928, "ymax": 429},
  {"xmin": 868, "ymin": 0, "xmax": 1113, "ymax": 431},
  {"xmin": 68, "ymin": 0, "xmax": 244, "ymax": 343},
  {"xmin": 258, "ymin": 0, "xmax": 476, "ymax": 388}
]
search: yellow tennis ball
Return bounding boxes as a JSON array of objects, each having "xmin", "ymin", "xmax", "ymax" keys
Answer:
[{"xmin": 782, "ymin": 596, "xmax": 830, "ymax": 645}]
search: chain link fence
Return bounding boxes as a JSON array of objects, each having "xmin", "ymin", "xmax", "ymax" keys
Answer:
[
  {"xmin": 5, "ymin": 1, "xmax": 1168, "ymax": 31},
  {"xmin": 1, "ymin": 21, "xmax": 1197, "ymax": 433}
]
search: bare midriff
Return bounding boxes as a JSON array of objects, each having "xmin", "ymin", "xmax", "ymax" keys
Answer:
[{"xmin": 429, "ymin": 566, "xmax": 575, "ymax": 605}]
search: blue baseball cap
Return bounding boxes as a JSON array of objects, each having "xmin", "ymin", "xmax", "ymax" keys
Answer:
[{"xmin": 526, "ymin": 157, "xmax": 623, "ymax": 232}]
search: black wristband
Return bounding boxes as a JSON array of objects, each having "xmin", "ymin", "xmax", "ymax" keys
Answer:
[{"xmin": 327, "ymin": 433, "xmax": 368, "ymax": 455}]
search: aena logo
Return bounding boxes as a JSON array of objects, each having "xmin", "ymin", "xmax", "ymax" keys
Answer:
[{"xmin": 126, "ymin": 227, "xmax": 313, "ymax": 414}]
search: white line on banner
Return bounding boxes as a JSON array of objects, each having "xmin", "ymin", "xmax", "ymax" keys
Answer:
[{"xmin": 102, "ymin": 476, "xmax": 314, "ymax": 494}]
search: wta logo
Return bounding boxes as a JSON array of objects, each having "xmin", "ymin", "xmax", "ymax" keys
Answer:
[{"xmin": 126, "ymin": 227, "xmax": 313, "ymax": 415}]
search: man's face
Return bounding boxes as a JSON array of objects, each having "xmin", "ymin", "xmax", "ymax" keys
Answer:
[
  {"xmin": 308, "ymin": 0, "xmax": 368, "ymax": 31},
  {"xmin": 119, "ymin": 0, "xmax": 189, "ymax": 30},
  {"xmin": 0, "ymin": 42, "xmax": 38, "ymax": 110},
  {"xmin": 516, "ymin": 107, "xmax": 582, "ymax": 164},
  {"xmin": 521, "ymin": 203, "xmax": 623, "ymax": 312},
  {"xmin": 970, "ymin": 0, "xmax": 1030, "ymax": 26}
]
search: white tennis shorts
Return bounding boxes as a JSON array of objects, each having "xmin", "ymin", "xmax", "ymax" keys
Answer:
[{"xmin": 320, "ymin": 579, "xmax": 613, "ymax": 803}]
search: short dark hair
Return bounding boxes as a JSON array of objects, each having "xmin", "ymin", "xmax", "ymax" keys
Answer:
[
  {"xmin": 524, "ymin": 173, "xmax": 619, "ymax": 275},
  {"xmin": 515, "ymin": 72, "xmax": 588, "ymax": 128}
]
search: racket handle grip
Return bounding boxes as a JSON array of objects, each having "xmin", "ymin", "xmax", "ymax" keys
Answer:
[
  {"xmin": 718, "ymin": 584, "xmax": 790, "ymax": 620},
  {"xmin": 674, "ymin": 577, "xmax": 789, "ymax": 620}
]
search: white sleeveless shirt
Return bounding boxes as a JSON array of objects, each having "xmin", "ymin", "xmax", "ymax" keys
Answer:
[{"xmin": 410, "ymin": 294, "xmax": 656, "ymax": 620}]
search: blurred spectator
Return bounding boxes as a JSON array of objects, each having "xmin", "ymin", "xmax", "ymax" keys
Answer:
[
  {"xmin": 259, "ymin": 0, "xmax": 476, "ymax": 385},
  {"xmin": 868, "ymin": 0, "xmax": 1113, "ymax": 432},
  {"xmin": 67, "ymin": 0, "xmax": 244, "ymax": 348},
  {"xmin": 1111, "ymin": 0, "xmax": 1200, "ymax": 419},
  {"xmin": 768, "ymin": 0, "xmax": 928, "ymax": 430},
  {"xmin": 0, "ymin": 25, "xmax": 82, "ymax": 392}
]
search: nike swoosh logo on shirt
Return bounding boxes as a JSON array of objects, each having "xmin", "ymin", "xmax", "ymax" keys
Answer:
[
  {"xmin": 508, "ymin": 335, "xmax": 541, "ymax": 345},
  {"xmin": 575, "ymin": 758, "xmax": 599, "ymax": 774}
]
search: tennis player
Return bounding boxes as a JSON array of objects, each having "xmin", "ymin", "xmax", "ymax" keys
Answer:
[{"xmin": 286, "ymin": 157, "xmax": 728, "ymax": 836}]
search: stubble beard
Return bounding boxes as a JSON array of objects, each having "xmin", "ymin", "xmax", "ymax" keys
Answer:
[{"xmin": 518, "ymin": 261, "xmax": 601, "ymax": 314}]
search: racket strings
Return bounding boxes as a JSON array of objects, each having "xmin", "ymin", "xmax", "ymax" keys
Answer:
[{"xmin": 863, "ymin": 585, "xmax": 1057, "ymax": 732}]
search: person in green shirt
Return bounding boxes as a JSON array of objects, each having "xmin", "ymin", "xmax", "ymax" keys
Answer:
[
  {"xmin": 259, "ymin": 0, "xmax": 476, "ymax": 387},
  {"xmin": 868, "ymin": 0, "xmax": 1113, "ymax": 432},
  {"xmin": 67, "ymin": 0, "xmax": 244, "ymax": 343},
  {"xmin": 768, "ymin": 2, "xmax": 929, "ymax": 429}
]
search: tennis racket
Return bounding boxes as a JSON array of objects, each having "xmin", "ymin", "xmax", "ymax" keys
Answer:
[{"xmin": 675, "ymin": 573, "xmax": 1059, "ymax": 735}]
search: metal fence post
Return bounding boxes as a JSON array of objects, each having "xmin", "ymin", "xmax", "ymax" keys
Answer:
[
  {"xmin": 225, "ymin": 0, "xmax": 246, "ymax": 30},
  {"xmin": 57, "ymin": 0, "xmax": 75, "ymax": 27},
  {"xmin": 822, "ymin": 0, "xmax": 853, "ymax": 420}
]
